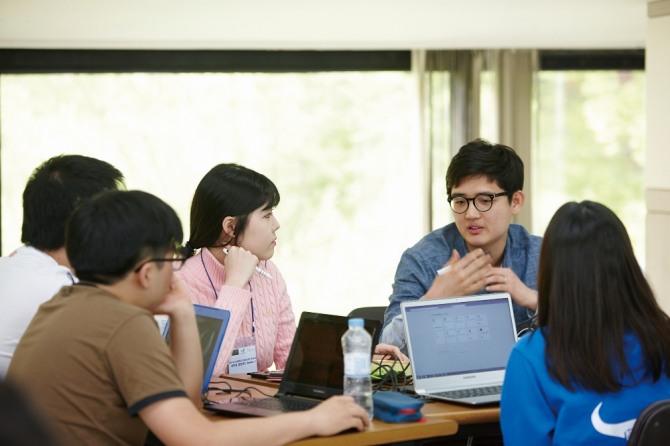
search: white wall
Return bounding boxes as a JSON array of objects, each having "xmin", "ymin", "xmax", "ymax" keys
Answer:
[
  {"xmin": 0, "ymin": 0, "xmax": 647, "ymax": 49},
  {"xmin": 645, "ymin": 5, "xmax": 670, "ymax": 310},
  {"xmin": 646, "ymin": 16, "xmax": 670, "ymax": 189}
]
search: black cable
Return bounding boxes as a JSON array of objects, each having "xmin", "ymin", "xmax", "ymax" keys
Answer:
[
  {"xmin": 371, "ymin": 354, "xmax": 414, "ymax": 393},
  {"xmin": 203, "ymin": 382, "xmax": 278, "ymax": 405}
]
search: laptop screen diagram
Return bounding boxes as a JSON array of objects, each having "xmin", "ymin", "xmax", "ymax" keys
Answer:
[{"xmin": 402, "ymin": 293, "xmax": 518, "ymax": 405}]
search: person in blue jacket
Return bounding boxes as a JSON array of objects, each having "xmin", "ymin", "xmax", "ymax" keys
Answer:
[
  {"xmin": 501, "ymin": 200, "xmax": 670, "ymax": 445},
  {"xmin": 381, "ymin": 138, "xmax": 541, "ymax": 350}
]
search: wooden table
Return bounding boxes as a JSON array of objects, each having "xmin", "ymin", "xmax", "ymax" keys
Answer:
[
  {"xmin": 207, "ymin": 374, "xmax": 500, "ymax": 445},
  {"xmin": 288, "ymin": 417, "xmax": 457, "ymax": 446}
]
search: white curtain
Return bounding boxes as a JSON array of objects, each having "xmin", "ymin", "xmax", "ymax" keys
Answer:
[{"xmin": 414, "ymin": 49, "xmax": 537, "ymax": 230}]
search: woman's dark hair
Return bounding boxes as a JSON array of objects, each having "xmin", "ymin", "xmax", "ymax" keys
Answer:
[
  {"xmin": 537, "ymin": 200, "xmax": 670, "ymax": 392},
  {"xmin": 446, "ymin": 138, "xmax": 523, "ymax": 200},
  {"xmin": 66, "ymin": 190, "xmax": 183, "ymax": 285},
  {"xmin": 186, "ymin": 163, "xmax": 280, "ymax": 255}
]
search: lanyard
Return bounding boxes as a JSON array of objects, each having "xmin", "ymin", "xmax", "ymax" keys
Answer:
[
  {"xmin": 201, "ymin": 249, "xmax": 255, "ymax": 337},
  {"xmin": 250, "ymin": 284, "xmax": 256, "ymax": 336}
]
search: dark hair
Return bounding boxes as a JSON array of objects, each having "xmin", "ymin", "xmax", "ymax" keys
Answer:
[
  {"xmin": 187, "ymin": 163, "xmax": 280, "ymax": 255},
  {"xmin": 537, "ymin": 200, "xmax": 670, "ymax": 392},
  {"xmin": 66, "ymin": 190, "xmax": 183, "ymax": 285},
  {"xmin": 21, "ymin": 154, "xmax": 125, "ymax": 251},
  {"xmin": 445, "ymin": 138, "xmax": 523, "ymax": 200}
]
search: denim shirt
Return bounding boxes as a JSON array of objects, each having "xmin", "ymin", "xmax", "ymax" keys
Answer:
[{"xmin": 380, "ymin": 223, "xmax": 542, "ymax": 349}]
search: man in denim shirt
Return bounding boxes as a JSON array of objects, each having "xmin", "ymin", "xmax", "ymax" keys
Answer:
[{"xmin": 381, "ymin": 139, "xmax": 542, "ymax": 350}]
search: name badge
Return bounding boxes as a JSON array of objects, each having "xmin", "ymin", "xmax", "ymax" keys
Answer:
[{"xmin": 228, "ymin": 336, "xmax": 258, "ymax": 374}]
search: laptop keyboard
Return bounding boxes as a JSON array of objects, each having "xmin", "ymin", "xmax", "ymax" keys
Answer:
[
  {"xmin": 433, "ymin": 385, "xmax": 502, "ymax": 400},
  {"xmin": 235, "ymin": 397, "xmax": 319, "ymax": 412}
]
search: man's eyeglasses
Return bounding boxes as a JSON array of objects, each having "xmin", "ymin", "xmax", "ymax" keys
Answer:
[
  {"xmin": 447, "ymin": 192, "xmax": 509, "ymax": 214},
  {"xmin": 134, "ymin": 255, "xmax": 187, "ymax": 272}
]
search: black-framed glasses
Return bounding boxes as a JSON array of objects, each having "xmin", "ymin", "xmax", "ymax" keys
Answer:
[
  {"xmin": 134, "ymin": 255, "xmax": 187, "ymax": 272},
  {"xmin": 447, "ymin": 192, "xmax": 509, "ymax": 214}
]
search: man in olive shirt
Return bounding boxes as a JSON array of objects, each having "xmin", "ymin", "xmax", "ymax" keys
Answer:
[{"xmin": 8, "ymin": 190, "xmax": 368, "ymax": 446}]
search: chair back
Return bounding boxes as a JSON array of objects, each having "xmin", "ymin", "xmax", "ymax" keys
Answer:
[
  {"xmin": 347, "ymin": 306, "xmax": 387, "ymax": 346},
  {"xmin": 628, "ymin": 399, "xmax": 670, "ymax": 445},
  {"xmin": 347, "ymin": 306, "xmax": 387, "ymax": 325}
]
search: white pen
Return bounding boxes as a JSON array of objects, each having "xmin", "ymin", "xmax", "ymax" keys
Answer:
[
  {"xmin": 437, "ymin": 250, "xmax": 490, "ymax": 276},
  {"xmin": 222, "ymin": 248, "xmax": 273, "ymax": 280},
  {"xmin": 437, "ymin": 265, "xmax": 452, "ymax": 276}
]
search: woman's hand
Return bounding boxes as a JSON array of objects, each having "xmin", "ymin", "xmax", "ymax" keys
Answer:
[{"xmin": 221, "ymin": 246, "xmax": 259, "ymax": 288}]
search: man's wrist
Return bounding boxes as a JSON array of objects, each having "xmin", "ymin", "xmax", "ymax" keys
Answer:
[
  {"xmin": 524, "ymin": 289, "xmax": 538, "ymax": 311},
  {"xmin": 165, "ymin": 300, "xmax": 196, "ymax": 321}
]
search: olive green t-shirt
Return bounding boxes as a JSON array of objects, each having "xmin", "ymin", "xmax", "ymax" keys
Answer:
[{"xmin": 8, "ymin": 285, "xmax": 187, "ymax": 445}]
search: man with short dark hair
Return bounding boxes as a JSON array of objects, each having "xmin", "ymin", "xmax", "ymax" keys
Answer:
[
  {"xmin": 381, "ymin": 139, "xmax": 542, "ymax": 349},
  {"xmin": 7, "ymin": 190, "xmax": 368, "ymax": 445},
  {"xmin": 0, "ymin": 154, "xmax": 124, "ymax": 377}
]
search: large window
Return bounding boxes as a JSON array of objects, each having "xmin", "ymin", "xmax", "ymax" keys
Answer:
[
  {"xmin": 0, "ymin": 49, "xmax": 647, "ymax": 319},
  {"xmin": 532, "ymin": 67, "xmax": 645, "ymax": 261},
  {"xmin": 0, "ymin": 67, "xmax": 420, "ymax": 319}
]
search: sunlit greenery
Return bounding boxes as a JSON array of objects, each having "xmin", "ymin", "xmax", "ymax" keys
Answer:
[
  {"xmin": 533, "ymin": 71, "xmax": 645, "ymax": 261},
  {"xmin": 0, "ymin": 72, "xmax": 420, "ymax": 319},
  {"xmin": 0, "ymin": 68, "xmax": 647, "ymax": 319}
]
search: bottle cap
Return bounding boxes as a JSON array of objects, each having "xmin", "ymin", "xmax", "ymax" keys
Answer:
[{"xmin": 348, "ymin": 318, "xmax": 364, "ymax": 328}]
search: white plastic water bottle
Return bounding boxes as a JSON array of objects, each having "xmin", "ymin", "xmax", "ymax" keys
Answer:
[{"xmin": 342, "ymin": 318, "xmax": 374, "ymax": 420}]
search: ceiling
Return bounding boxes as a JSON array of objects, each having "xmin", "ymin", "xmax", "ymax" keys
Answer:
[{"xmin": 0, "ymin": 0, "xmax": 650, "ymax": 49}]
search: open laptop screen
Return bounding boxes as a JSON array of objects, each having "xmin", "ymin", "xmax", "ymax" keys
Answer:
[
  {"xmin": 193, "ymin": 305, "xmax": 230, "ymax": 391},
  {"xmin": 403, "ymin": 295, "xmax": 517, "ymax": 379},
  {"xmin": 279, "ymin": 312, "xmax": 381, "ymax": 399},
  {"xmin": 161, "ymin": 304, "xmax": 230, "ymax": 393}
]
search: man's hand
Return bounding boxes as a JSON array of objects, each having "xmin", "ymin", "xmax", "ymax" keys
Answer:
[
  {"xmin": 485, "ymin": 267, "xmax": 538, "ymax": 311},
  {"xmin": 307, "ymin": 396, "xmax": 370, "ymax": 436},
  {"xmin": 154, "ymin": 275, "xmax": 194, "ymax": 318},
  {"xmin": 424, "ymin": 249, "xmax": 492, "ymax": 300},
  {"xmin": 374, "ymin": 343, "xmax": 408, "ymax": 362}
]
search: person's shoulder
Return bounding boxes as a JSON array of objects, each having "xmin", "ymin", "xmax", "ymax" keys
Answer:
[
  {"xmin": 177, "ymin": 254, "xmax": 203, "ymax": 274},
  {"xmin": 513, "ymin": 329, "xmax": 546, "ymax": 359},
  {"xmin": 175, "ymin": 254, "xmax": 213, "ymax": 286},
  {"xmin": 1, "ymin": 246, "xmax": 58, "ymax": 267},
  {"xmin": 507, "ymin": 223, "xmax": 537, "ymax": 237},
  {"xmin": 398, "ymin": 224, "xmax": 460, "ymax": 269},
  {"xmin": 0, "ymin": 248, "xmax": 73, "ymax": 303},
  {"xmin": 411, "ymin": 223, "xmax": 458, "ymax": 250},
  {"xmin": 508, "ymin": 224, "xmax": 542, "ymax": 246},
  {"xmin": 65, "ymin": 286, "xmax": 146, "ymax": 315}
]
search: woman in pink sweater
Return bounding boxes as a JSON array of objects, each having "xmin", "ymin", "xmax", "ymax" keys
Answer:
[{"xmin": 177, "ymin": 163, "xmax": 295, "ymax": 377}]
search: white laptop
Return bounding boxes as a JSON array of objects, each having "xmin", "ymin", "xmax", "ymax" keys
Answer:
[{"xmin": 401, "ymin": 293, "xmax": 518, "ymax": 405}]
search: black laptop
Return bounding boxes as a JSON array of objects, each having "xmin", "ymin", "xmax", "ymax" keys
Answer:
[{"xmin": 204, "ymin": 311, "xmax": 381, "ymax": 417}]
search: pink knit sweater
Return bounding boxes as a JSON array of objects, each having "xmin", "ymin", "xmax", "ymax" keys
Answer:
[{"xmin": 176, "ymin": 248, "xmax": 296, "ymax": 377}]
